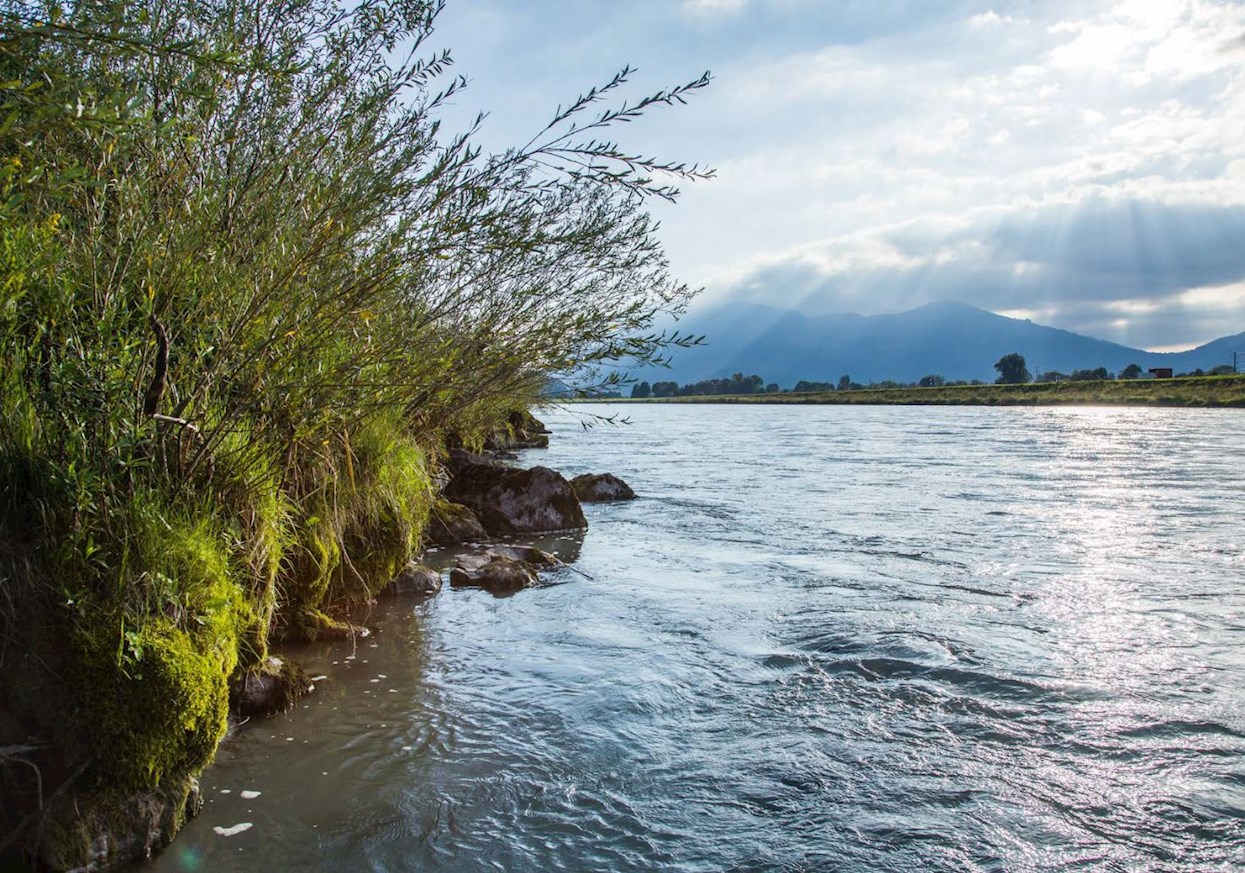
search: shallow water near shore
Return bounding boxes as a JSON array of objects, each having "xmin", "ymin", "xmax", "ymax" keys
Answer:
[{"xmin": 148, "ymin": 404, "xmax": 1244, "ymax": 872}]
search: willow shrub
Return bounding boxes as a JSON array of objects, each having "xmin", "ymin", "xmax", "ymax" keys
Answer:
[{"xmin": 0, "ymin": 0, "xmax": 709, "ymax": 849}]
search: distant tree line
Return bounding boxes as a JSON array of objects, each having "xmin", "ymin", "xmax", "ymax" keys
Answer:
[
  {"xmin": 631, "ymin": 372, "xmax": 988, "ymax": 397},
  {"xmin": 633, "ymin": 373, "xmax": 780, "ymax": 397},
  {"xmin": 998, "ymin": 354, "xmax": 1238, "ymax": 385},
  {"xmin": 630, "ymin": 354, "xmax": 1240, "ymax": 399}
]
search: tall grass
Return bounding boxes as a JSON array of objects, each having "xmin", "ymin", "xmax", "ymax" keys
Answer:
[{"xmin": 0, "ymin": 0, "xmax": 708, "ymax": 858}]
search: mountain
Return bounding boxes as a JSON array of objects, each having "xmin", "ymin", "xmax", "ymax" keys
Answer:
[{"xmin": 632, "ymin": 301, "xmax": 1245, "ymax": 386}]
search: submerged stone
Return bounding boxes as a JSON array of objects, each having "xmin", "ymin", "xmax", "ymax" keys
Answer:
[
  {"xmin": 485, "ymin": 544, "xmax": 561, "ymax": 567},
  {"xmin": 570, "ymin": 473, "xmax": 637, "ymax": 502},
  {"xmin": 383, "ymin": 563, "xmax": 443, "ymax": 597},
  {"xmin": 448, "ymin": 556, "xmax": 540, "ymax": 593},
  {"xmin": 231, "ymin": 656, "xmax": 312, "ymax": 719}
]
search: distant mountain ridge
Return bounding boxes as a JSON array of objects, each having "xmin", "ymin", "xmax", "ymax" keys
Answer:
[{"xmin": 632, "ymin": 301, "xmax": 1245, "ymax": 386}]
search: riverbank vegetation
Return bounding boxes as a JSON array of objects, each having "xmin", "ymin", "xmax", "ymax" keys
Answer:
[
  {"xmin": 613, "ymin": 375, "xmax": 1245, "ymax": 407},
  {"xmin": 625, "ymin": 352, "xmax": 1241, "ymax": 402},
  {"xmin": 0, "ymin": 0, "xmax": 706, "ymax": 864}
]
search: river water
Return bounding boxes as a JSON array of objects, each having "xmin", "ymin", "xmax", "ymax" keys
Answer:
[{"xmin": 150, "ymin": 405, "xmax": 1245, "ymax": 872}]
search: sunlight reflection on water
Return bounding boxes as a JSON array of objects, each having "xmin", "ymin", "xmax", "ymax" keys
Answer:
[{"xmin": 149, "ymin": 404, "xmax": 1245, "ymax": 873}]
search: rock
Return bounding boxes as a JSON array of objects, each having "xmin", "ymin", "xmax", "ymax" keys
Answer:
[
  {"xmin": 231, "ymin": 656, "xmax": 312, "ymax": 719},
  {"xmin": 486, "ymin": 544, "xmax": 561, "ymax": 567},
  {"xmin": 445, "ymin": 448, "xmax": 502, "ymax": 474},
  {"xmin": 454, "ymin": 553, "xmax": 491, "ymax": 573},
  {"xmin": 448, "ymin": 556, "xmax": 540, "ymax": 593},
  {"xmin": 36, "ymin": 776, "xmax": 203, "ymax": 872},
  {"xmin": 384, "ymin": 563, "xmax": 442, "ymax": 597},
  {"xmin": 444, "ymin": 460, "xmax": 586, "ymax": 535},
  {"xmin": 286, "ymin": 608, "xmax": 370, "ymax": 643},
  {"xmin": 571, "ymin": 473, "xmax": 637, "ymax": 502},
  {"xmin": 453, "ymin": 546, "xmax": 560, "ymax": 574},
  {"xmin": 425, "ymin": 498, "xmax": 488, "ymax": 546},
  {"xmin": 313, "ymin": 620, "xmax": 370, "ymax": 642}
]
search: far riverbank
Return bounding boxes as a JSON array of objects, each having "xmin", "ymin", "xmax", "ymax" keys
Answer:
[{"xmin": 586, "ymin": 374, "xmax": 1245, "ymax": 408}]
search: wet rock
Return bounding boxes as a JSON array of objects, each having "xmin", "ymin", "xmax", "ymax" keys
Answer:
[
  {"xmin": 444, "ymin": 460, "xmax": 586, "ymax": 535},
  {"xmin": 448, "ymin": 556, "xmax": 539, "ymax": 593},
  {"xmin": 445, "ymin": 448, "xmax": 502, "ymax": 475},
  {"xmin": 35, "ymin": 776, "xmax": 203, "ymax": 872},
  {"xmin": 285, "ymin": 609, "xmax": 370, "ymax": 644},
  {"xmin": 443, "ymin": 448, "xmax": 510, "ymax": 475},
  {"xmin": 231, "ymin": 656, "xmax": 312, "ymax": 719},
  {"xmin": 454, "ymin": 545, "xmax": 560, "ymax": 573},
  {"xmin": 425, "ymin": 498, "xmax": 488, "ymax": 546},
  {"xmin": 571, "ymin": 473, "xmax": 637, "ymax": 502},
  {"xmin": 486, "ymin": 544, "xmax": 561, "ymax": 567},
  {"xmin": 384, "ymin": 563, "xmax": 442, "ymax": 597},
  {"xmin": 313, "ymin": 621, "xmax": 370, "ymax": 642},
  {"xmin": 454, "ymin": 552, "xmax": 491, "ymax": 573}
]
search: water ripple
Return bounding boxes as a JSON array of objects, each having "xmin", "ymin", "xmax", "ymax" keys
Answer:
[{"xmin": 149, "ymin": 406, "xmax": 1245, "ymax": 872}]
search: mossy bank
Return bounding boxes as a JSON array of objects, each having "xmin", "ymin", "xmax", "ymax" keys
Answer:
[{"xmin": 0, "ymin": 0, "xmax": 709, "ymax": 867}]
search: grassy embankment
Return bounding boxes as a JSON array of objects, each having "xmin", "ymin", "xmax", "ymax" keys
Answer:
[
  {"xmin": 610, "ymin": 376, "xmax": 1245, "ymax": 407},
  {"xmin": 0, "ymin": 2, "xmax": 706, "ymax": 867}
]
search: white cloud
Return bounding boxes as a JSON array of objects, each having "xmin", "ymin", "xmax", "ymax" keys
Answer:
[
  {"xmin": 431, "ymin": 0, "xmax": 1245, "ymax": 347},
  {"xmin": 1178, "ymin": 279, "xmax": 1245, "ymax": 309},
  {"xmin": 968, "ymin": 11, "xmax": 1012, "ymax": 28},
  {"xmin": 683, "ymin": 0, "xmax": 747, "ymax": 17},
  {"xmin": 1047, "ymin": 22, "xmax": 1141, "ymax": 70}
]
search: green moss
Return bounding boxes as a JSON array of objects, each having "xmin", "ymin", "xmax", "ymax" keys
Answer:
[
  {"xmin": 73, "ymin": 619, "xmax": 229, "ymax": 790},
  {"xmin": 37, "ymin": 776, "xmax": 201, "ymax": 871},
  {"xmin": 3, "ymin": 408, "xmax": 442, "ymax": 849},
  {"xmin": 278, "ymin": 507, "xmax": 341, "ymax": 636},
  {"xmin": 3, "ymin": 484, "xmax": 246, "ymax": 801},
  {"xmin": 335, "ymin": 501, "xmax": 411, "ymax": 600},
  {"xmin": 287, "ymin": 607, "xmax": 359, "ymax": 643}
]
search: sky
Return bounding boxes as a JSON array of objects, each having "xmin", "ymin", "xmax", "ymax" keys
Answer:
[{"xmin": 428, "ymin": 0, "xmax": 1245, "ymax": 351}]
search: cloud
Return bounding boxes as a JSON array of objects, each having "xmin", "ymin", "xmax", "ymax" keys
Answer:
[
  {"xmin": 968, "ymin": 11, "xmax": 1012, "ymax": 27},
  {"xmin": 709, "ymin": 195, "xmax": 1245, "ymax": 349},
  {"xmin": 428, "ymin": 0, "xmax": 1245, "ymax": 348},
  {"xmin": 683, "ymin": 0, "xmax": 747, "ymax": 17},
  {"xmin": 659, "ymin": 0, "xmax": 1245, "ymax": 349}
]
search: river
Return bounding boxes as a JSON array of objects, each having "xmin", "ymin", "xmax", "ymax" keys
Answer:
[{"xmin": 149, "ymin": 404, "xmax": 1245, "ymax": 872}]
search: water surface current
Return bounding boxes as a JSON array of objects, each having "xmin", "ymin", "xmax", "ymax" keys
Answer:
[{"xmin": 152, "ymin": 405, "xmax": 1245, "ymax": 871}]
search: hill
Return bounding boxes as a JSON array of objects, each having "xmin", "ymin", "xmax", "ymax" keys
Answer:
[{"xmin": 632, "ymin": 301, "xmax": 1245, "ymax": 386}]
